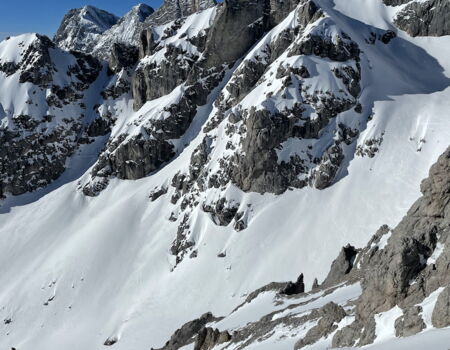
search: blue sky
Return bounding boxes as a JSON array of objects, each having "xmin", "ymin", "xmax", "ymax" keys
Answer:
[{"xmin": 0, "ymin": 0, "xmax": 164, "ymax": 41}]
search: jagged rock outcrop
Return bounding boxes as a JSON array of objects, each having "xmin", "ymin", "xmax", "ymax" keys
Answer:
[
  {"xmin": 194, "ymin": 327, "xmax": 231, "ymax": 350},
  {"xmin": 152, "ymin": 313, "xmax": 219, "ymax": 350},
  {"xmin": 395, "ymin": 0, "xmax": 450, "ymax": 37},
  {"xmin": 191, "ymin": 1, "xmax": 359, "ymax": 195},
  {"xmin": 280, "ymin": 273, "xmax": 305, "ymax": 295},
  {"xmin": 161, "ymin": 0, "xmax": 366, "ymax": 264},
  {"xmin": 383, "ymin": 0, "xmax": 412, "ymax": 5},
  {"xmin": 202, "ymin": 198, "xmax": 240, "ymax": 226},
  {"xmin": 321, "ymin": 244, "xmax": 358, "ymax": 287},
  {"xmin": 109, "ymin": 43, "xmax": 139, "ymax": 73},
  {"xmin": 199, "ymin": 0, "xmax": 271, "ymax": 69},
  {"xmin": 135, "ymin": 0, "xmax": 216, "ymax": 55},
  {"xmin": 154, "ymin": 147, "xmax": 450, "ymax": 349},
  {"xmin": 0, "ymin": 34, "xmax": 71, "ymax": 86}
]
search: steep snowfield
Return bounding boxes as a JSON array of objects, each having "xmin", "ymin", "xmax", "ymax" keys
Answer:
[{"xmin": 0, "ymin": 0, "xmax": 450, "ymax": 349}]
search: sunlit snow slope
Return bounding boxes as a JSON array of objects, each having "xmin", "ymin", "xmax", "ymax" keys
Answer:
[{"xmin": 0, "ymin": 0, "xmax": 449, "ymax": 349}]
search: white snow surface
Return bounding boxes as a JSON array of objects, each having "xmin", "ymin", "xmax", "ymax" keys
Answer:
[{"xmin": 0, "ymin": 0, "xmax": 450, "ymax": 349}]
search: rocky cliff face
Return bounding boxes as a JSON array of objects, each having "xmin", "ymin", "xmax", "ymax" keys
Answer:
[{"xmin": 395, "ymin": 0, "xmax": 450, "ymax": 37}]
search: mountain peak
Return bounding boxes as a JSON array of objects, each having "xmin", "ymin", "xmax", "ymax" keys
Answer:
[
  {"xmin": 131, "ymin": 3, "xmax": 155, "ymax": 17},
  {"xmin": 54, "ymin": 5, "xmax": 119, "ymax": 52}
]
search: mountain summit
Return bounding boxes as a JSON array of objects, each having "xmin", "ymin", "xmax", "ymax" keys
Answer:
[{"xmin": 54, "ymin": 5, "xmax": 120, "ymax": 52}]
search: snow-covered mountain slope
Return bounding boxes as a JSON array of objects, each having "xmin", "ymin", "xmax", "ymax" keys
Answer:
[
  {"xmin": 0, "ymin": 33, "xmax": 108, "ymax": 198},
  {"xmin": 0, "ymin": 0, "xmax": 450, "ymax": 349},
  {"xmin": 54, "ymin": 5, "xmax": 120, "ymax": 53},
  {"xmin": 54, "ymin": 4, "xmax": 155, "ymax": 61}
]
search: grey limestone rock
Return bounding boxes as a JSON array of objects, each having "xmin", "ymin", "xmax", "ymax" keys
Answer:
[
  {"xmin": 194, "ymin": 327, "xmax": 231, "ymax": 350},
  {"xmin": 295, "ymin": 302, "xmax": 347, "ymax": 349},
  {"xmin": 432, "ymin": 285, "xmax": 450, "ymax": 328},
  {"xmin": 395, "ymin": 0, "xmax": 450, "ymax": 37},
  {"xmin": 109, "ymin": 43, "xmax": 139, "ymax": 73},
  {"xmin": 152, "ymin": 312, "xmax": 217, "ymax": 350},
  {"xmin": 395, "ymin": 306, "xmax": 426, "ymax": 337},
  {"xmin": 383, "ymin": 0, "xmax": 412, "ymax": 5},
  {"xmin": 321, "ymin": 245, "xmax": 358, "ymax": 287}
]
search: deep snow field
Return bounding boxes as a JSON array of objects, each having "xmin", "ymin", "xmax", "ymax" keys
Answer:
[{"xmin": 0, "ymin": 0, "xmax": 450, "ymax": 349}]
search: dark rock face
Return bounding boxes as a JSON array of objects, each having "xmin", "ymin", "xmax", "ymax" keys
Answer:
[
  {"xmin": 269, "ymin": 0, "xmax": 301, "ymax": 26},
  {"xmin": 194, "ymin": 1, "xmax": 360, "ymax": 196},
  {"xmin": 322, "ymin": 245, "xmax": 358, "ymax": 287},
  {"xmin": 395, "ymin": 0, "xmax": 450, "ymax": 37},
  {"xmin": 163, "ymin": 0, "xmax": 363, "ymax": 265},
  {"xmin": 153, "ymin": 312, "xmax": 218, "ymax": 350},
  {"xmin": 82, "ymin": 90, "xmax": 200, "ymax": 196},
  {"xmin": 86, "ymin": 0, "xmax": 299, "ymax": 197},
  {"xmin": 200, "ymin": 0, "xmax": 271, "ymax": 69},
  {"xmin": 203, "ymin": 198, "xmax": 239, "ymax": 226},
  {"xmin": 288, "ymin": 33, "xmax": 360, "ymax": 62},
  {"xmin": 383, "ymin": 0, "xmax": 412, "ymax": 5},
  {"xmin": 132, "ymin": 41, "xmax": 197, "ymax": 109},
  {"xmin": 0, "ymin": 34, "xmax": 59, "ymax": 87},
  {"xmin": 90, "ymin": 137, "xmax": 175, "ymax": 181},
  {"xmin": 109, "ymin": 43, "xmax": 139, "ymax": 73},
  {"xmin": 280, "ymin": 274, "xmax": 305, "ymax": 295},
  {"xmin": 18, "ymin": 35, "xmax": 56, "ymax": 85}
]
